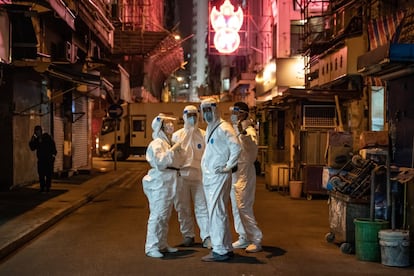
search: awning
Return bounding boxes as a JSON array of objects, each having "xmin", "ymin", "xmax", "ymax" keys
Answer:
[
  {"xmin": 357, "ymin": 42, "xmax": 414, "ymax": 78},
  {"xmin": 357, "ymin": 9, "xmax": 414, "ymax": 80},
  {"xmin": 113, "ymin": 30, "xmax": 170, "ymax": 55},
  {"xmin": 271, "ymin": 87, "xmax": 361, "ymax": 105},
  {"xmin": 46, "ymin": 64, "xmax": 101, "ymax": 87},
  {"xmin": 145, "ymin": 35, "xmax": 184, "ymax": 97}
]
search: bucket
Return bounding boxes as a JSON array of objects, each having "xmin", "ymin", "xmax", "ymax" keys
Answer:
[
  {"xmin": 354, "ymin": 218, "xmax": 389, "ymax": 262},
  {"xmin": 289, "ymin": 181, "xmax": 303, "ymax": 199},
  {"xmin": 378, "ymin": 229, "xmax": 410, "ymax": 267}
]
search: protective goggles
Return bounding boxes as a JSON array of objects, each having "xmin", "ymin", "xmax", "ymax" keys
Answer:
[
  {"xmin": 201, "ymin": 102, "xmax": 216, "ymax": 111},
  {"xmin": 183, "ymin": 109, "xmax": 198, "ymax": 115},
  {"xmin": 229, "ymin": 106, "xmax": 248, "ymax": 114},
  {"xmin": 156, "ymin": 114, "xmax": 177, "ymax": 122}
]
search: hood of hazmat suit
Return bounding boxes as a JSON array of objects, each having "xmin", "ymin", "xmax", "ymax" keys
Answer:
[{"xmin": 172, "ymin": 105, "xmax": 205, "ymax": 179}]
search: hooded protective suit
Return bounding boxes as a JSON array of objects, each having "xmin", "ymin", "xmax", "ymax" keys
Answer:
[
  {"xmin": 142, "ymin": 113, "xmax": 181, "ymax": 256},
  {"xmin": 230, "ymin": 105, "xmax": 263, "ymax": 249},
  {"xmin": 200, "ymin": 98, "xmax": 241, "ymax": 256},
  {"xmin": 172, "ymin": 105, "xmax": 210, "ymax": 244}
]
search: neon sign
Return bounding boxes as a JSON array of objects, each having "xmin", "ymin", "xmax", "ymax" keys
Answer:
[{"xmin": 210, "ymin": 0, "xmax": 243, "ymax": 54}]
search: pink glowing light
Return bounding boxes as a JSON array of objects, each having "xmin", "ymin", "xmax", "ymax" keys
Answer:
[{"xmin": 210, "ymin": 0, "xmax": 243, "ymax": 54}]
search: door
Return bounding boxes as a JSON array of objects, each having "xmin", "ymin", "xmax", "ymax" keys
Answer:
[{"xmin": 300, "ymin": 130, "xmax": 328, "ymax": 165}]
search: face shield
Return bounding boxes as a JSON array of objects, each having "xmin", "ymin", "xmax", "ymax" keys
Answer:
[
  {"xmin": 151, "ymin": 113, "xmax": 177, "ymax": 135},
  {"xmin": 200, "ymin": 99, "xmax": 217, "ymax": 124},
  {"xmin": 229, "ymin": 106, "xmax": 248, "ymax": 124},
  {"xmin": 183, "ymin": 105, "xmax": 199, "ymax": 127}
]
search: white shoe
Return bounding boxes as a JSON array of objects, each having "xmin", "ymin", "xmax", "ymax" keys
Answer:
[
  {"xmin": 161, "ymin": 246, "xmax": 178, "ymax": 253},
  {"xmin": 232, "ymin": 238, "xmax": 249, "ymax": 249},
  {"xmin": 245, "ymin": 243, "xmax": 263, "ymax": 253},
  {"xmin": 231, "ymin": 238, "xmax": 250, "ymax": 248},
  {"xmin": 146, "ymin": 250, "xmax": 164, "ymax": 258},
  {"xmin": 202, "ymin": 237, "xmax": 212, "ymax": 249}
]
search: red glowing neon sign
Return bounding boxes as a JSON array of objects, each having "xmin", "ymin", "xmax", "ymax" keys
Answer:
[{"xmin": 210, "ymin": 0, "xmax": 244, "ymax": 54}]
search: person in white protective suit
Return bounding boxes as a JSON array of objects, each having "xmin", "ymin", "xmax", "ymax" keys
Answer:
[
  {"xmin": 229, "ymin": 102, "xmax": 263, "ymax": 253},
  {"xmin": 199, "ymin": 98, "xmax": 241, "ymax": 262},
  {"xmin": 172, "ymin": 105, "xmax": 211, "ymax": 248},
  {"xmin": 142, "ymin": 113, "xmax": 183, "ymax": 258}
]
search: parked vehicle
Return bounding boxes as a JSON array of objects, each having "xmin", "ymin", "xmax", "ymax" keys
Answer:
[{"xmin": 98, "ymin": 102, "xmax": 234, "ymax": 160}]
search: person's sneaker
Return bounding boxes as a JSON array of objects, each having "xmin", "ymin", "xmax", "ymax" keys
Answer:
[
  {"xmin": 201, "ymin": 251, "xmax": 231, "ymax": 262},
  {"xmin": 202, "ymin": 237, "xmax": 212, "ymax": 249},
  {"xmin": 232, "ymin": 238, "xmax": 249, "ymax": 249},
  {"xmin": 146, "ymin": 250, "xmax": 164, "ymax": 258},
  {"xmin": 160, "ymin": 246, "xmax": 178, "ymax": 253},
  {"xmin": 183, "ymin": 236, "xmax": 195, "ymax": 247},
  {"xmin": 245, "ymin": 243, "xmax": 263, "ymax": 253}
]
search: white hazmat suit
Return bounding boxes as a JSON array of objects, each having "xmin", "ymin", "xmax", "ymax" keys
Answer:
[
  {"xmin": 142, "ymin": 114, "xmax": 182, "ymax": 258},
  {"xmin": 172, "ymin": 105, "xmax": 210, "ymax": 247},
  {"xmin": 200, "ymin": 98, "xmax": 241, "ymax": 261},
  {"xmin": 230, "ymin": 104, "xmax": 263, "ymax": 253}
]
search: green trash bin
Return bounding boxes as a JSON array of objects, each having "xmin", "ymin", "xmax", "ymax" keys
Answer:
[{"xmin": 354, "ymin": 218, "xmax": 389, "ymax": 262}]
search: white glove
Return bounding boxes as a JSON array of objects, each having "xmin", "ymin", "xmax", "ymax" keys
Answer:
[
  {"xmin": 215, "ymin": 166, "xmax": 231, "ymax": 174},
  {"xmin": 170, "ymin": 142, "xmax": 181, "ymax": 152}
]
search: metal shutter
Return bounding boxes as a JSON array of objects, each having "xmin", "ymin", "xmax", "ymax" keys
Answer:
[
  {"xmin": 72, "ymin": 95, "xmax": 88, "ymax": 170},
  {"xmin": 53, "ymin": 116, "xmax": 64, "ymax": 172}
]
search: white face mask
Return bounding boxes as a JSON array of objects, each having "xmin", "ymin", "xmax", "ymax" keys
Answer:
[
  {"xmin": 187, "ymin": 116, "xmax": 196, "ymax": 126},
  {"xmin": 230, "ymin": 114, "xmax": 238, "ymax": 124}
]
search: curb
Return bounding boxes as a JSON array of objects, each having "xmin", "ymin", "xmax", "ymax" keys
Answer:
[{"xmin": 0, "ymin": 170, "xmax": 132, "ymax": 261}]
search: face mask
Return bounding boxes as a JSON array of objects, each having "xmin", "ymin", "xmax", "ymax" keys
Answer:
[
  {"xmin": 163, "ymin": 122, "xmax": 174, "ymax": 134},
  {"xmin": 187, "ymin": 116, "xmax": 196, "ymax": 126},
  {"xmin": 230, "ymin": 114, "xmax": 238, "ymax": 124},
  {"xmin": 203, "ymin": 112, "xmax": 213, "ymax": 123}
]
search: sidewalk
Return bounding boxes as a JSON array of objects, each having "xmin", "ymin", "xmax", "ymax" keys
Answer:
[{"xmin": 0, "ymin": 168, "xmax": 131, "ymax": 261}]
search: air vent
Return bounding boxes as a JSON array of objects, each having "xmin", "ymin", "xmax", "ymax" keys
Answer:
[{"xmin": 303, "ymin": 105, "xmax": 336, "ymax": 128}]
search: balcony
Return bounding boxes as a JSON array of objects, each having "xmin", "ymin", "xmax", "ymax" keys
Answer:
[{"xmin": 229, "ymin": 72, "xmax": 256, "ymax": 95}]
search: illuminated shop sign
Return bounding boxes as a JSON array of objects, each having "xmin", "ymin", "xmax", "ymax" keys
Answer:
[{"xmin": 210, "ymin": 0, "xmax": 243, "ymax": 54}]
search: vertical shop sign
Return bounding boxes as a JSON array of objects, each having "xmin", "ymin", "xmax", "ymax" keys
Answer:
[{"xmin": 210, "ymin": 0, "xmax": 243, "ymax": 54}]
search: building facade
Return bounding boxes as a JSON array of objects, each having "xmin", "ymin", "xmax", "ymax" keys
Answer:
[
  {"xmin": 0, "ymin": 0, "xmax": 183, "ymax": 190},
  {"xmin": 0, "ymin": 0, "xmax": 115, "ymax": 190}
]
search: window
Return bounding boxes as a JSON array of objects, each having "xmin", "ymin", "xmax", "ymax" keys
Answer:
[
  {"xmin": 370, "ymin": 86, "xmax": 385, "ymax": 131},
  {"xmin": 291, "ymin": 20, "xmax": 304, "ymax": 56},
  {"xmin": 132, "ymin": 119, "xmax": 145, "ymax": 132}
]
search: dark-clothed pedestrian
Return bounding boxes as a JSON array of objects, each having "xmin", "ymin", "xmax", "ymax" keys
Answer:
[{"xmin": 29, "ymin": 125, "xmax": 57, "ymax": 193}]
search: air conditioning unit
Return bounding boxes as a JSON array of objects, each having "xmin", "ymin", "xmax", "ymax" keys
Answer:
[
  {"xmin": 65, "ymin": 41, "xmax": 72, "ymax": 61},
  {"xmin": 51, "ymin": 41, "xmax": 76, "ymax": 63}
]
